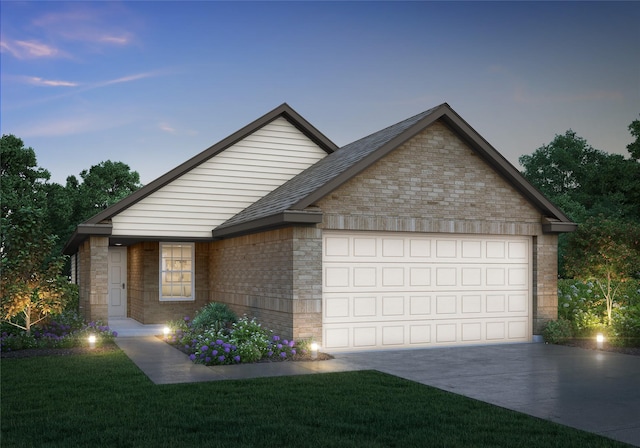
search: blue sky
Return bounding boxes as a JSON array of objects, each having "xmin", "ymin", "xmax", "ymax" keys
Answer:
[{"xmin": 2, "ymin": 1, "xmax": 638, "ymax": 185}]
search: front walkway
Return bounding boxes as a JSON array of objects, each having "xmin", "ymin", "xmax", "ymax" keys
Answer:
[{"xmin": 112, "ymin": 320, "xmax": 640, "ymax": 447}]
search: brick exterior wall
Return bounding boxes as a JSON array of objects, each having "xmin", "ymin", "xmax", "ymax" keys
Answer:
[
  {"xmin": 315, "ymin": 121, "xmax": 557, "ymax": 335},
  {"xmin": 210, "ymin": 228, "xmax": 295, "ymax": 338},
  {"xmin": 126, "ymin": 241, "xmax": 209, "ymax": 324},
  {"xmin": 210, "ymin": 227, "xmax": 323, "ymax": 343}
]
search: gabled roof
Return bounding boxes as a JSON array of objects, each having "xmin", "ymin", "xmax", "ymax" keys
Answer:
[
  {"xmin": 84, "ymin": 103, "xmax": 337, "ymax": 226},
  {"xmin": 213, "ymin": 103, "xmax": 577, "ymax": 238},
  {"xmin": 63, "ymin": 103, "xmax": 338, "ymax": 254}
]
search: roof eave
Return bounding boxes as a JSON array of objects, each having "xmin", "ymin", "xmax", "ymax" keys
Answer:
[
  {"xmin": 62, "ymin": 223, "xmax": 113, "ymax": 255},
  {"xmin": 212, "ymin": 210, "xmax": 323, "ymax": 239},
  {"xmin": 542, "ymin": 217, "xmax": 578, "ymax": 234}
]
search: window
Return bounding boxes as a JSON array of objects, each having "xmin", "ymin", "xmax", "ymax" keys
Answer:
[{"xmin": 160, "ymin": 243, "xmax": 194, "ymax": 301}]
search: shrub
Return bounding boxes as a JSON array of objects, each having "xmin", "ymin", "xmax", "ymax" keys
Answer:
[
  {"xmin": 542, "ymin": 319, "xmax": 573, "ymax": 344},
  {"xmin": 190, "ymin": 302, "xmax": 237, "ymax": 332},
  {"xmin": 611, "ymin": 305, "xmax": 640, "ymax": 347},
  {"xmin": 169, "ymin": 306, "xmax": 300, "ymax": 365}
]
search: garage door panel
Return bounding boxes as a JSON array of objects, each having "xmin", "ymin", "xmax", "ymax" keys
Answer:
[
  {"xmin": 323, "ymin": 232, "xmax": 531, "ymax": 351},
  {"xmin": 323, "ymin": 317, "xmax": 529, "ymax": 350},
  {"xmin": 324, "ymin": 292, "xmax": 527, "ymax": 322},
  {"xmin": 325, "ymin": 265, "xmax": 527, "ymax": 292}
]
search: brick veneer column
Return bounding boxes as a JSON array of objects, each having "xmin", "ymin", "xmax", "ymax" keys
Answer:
[
  {"xmin": 532, "ymin": 234, "xmax": 559, "ymax": 334},
  {"xmin": 87, "ymin": 236, "xmax": 109, "ymax": 322},
  {"xmin": 292, "ymin": 227, "xmax": 323, "ymax": 343}
]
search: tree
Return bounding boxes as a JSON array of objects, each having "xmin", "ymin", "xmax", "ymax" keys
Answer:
[
  {"xmin": 628, "ymin": 116, "xmax": 640, "ymax": 160},
  {"xmin": 1, "ymin": 208, "xmax": 68, "ymax": 333},
  {"xmin": 519, "ymin": 130, "xmax": 605, "ymax": 198},
  {"xmin": 1, "ymin": 135, "xmax": 50, "ymax": 239},
  {"xmin": 0, "ymin": 135, "xmax": 68, "ymax": 333},
  {"xmin": 564, "ymin": 217, "xmax": 640, "ymax": 326},
  {"xmin": 519, "ymin": 128, "xmax": 640, "ymax": 277},
  {"xmin": 69, "ymin": 160, "xmax": 142, "ymax": 220},
  {"xmin": 45, "ymin": 161, "xmax": 142, "ymax": 259}
]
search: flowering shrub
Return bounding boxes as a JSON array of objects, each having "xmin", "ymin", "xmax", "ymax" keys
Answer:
[
  {"xmin": 166, "ymin": 308, "xmax": 299, "ymax": 365},
  {"xmin": 0, "ymin": 311, "xmax": 117, "ymax": 352},
  {"xmin": 557, "ymin": 279, "xmax": 639, "ymax": 346}
]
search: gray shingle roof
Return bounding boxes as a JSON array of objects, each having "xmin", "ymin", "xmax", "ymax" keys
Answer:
[{"xmin": 214, "ymin": 104, "xmax": 445, "ymax": 234}]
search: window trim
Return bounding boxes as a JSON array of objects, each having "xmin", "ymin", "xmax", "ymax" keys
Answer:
[{"xmin": 159, "ymin": 242, "xmax": 195, "ymax": 302}]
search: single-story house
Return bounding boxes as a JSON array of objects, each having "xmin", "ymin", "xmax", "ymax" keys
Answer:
[{"xmin": 64, "ymin": 103, "xmax": 576, "ymax": 351}]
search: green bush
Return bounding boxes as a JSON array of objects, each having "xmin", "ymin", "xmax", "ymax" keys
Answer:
[
  {"xmin": 557, "ymin": 279, "xmax": 639, "ymax": 346},
  {"xmin": 542, "ymin": 319, "xmax": 573, "ymax": 344},
  {"xmin": 611, "ymin": 305, "xmax": 640, "ymax": 347},
  {"xmin": 190, "ymin": 302, "xmax": 237, "ymax": 332}
]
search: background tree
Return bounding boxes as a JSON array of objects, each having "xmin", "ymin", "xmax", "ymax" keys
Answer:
[
  {"xmin": 1, "ymin": 135, "xmax": 50, "ymax": 238},
  {"xmin": 519, "ymin": 125, "xmax": 640, "ymax": 276},
  {"xmin": 69, "ymin": 160, "xmax": 142, "ymax": 220},
  {"xmin": 1, "ymin": 208, "xmax": 68, "ymax": 333},
  {"xmin": 564, "ymin": 217, "xmax": 640, "ymax": 326},
  {"xmin": 627, "ymin": 116, "xmax": 640, "ymax": 160},
  {"xmin": 0, "ymin": 135, "xmax": 68, "ymax": 333}
]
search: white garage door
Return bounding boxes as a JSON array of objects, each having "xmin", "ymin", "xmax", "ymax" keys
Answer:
[{"xmin": 322, "ymin": 231, "xmax": 531, "ymax": 351}]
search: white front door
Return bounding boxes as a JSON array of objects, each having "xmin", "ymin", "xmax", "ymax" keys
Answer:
[{"xmin": 108, "ymin": 247, "xmax": 127, "ymax": 319}]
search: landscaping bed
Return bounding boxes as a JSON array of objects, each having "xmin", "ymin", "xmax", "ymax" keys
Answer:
[
  {"xmin": 560, "ymin": 338, "xmax": 640, "ymax": 356},
  {"xmin": 1, "ymin": 342, "xmax": 119, "ymax": 359}
]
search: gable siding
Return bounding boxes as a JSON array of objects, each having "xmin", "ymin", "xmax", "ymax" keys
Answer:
[
  {"xmin": 111, "ymin": 118, "xmax": 328, "ymax": 238},
  {"xmin": 317, "ymin": 121, "xmax": 543, "ymax": 235}
]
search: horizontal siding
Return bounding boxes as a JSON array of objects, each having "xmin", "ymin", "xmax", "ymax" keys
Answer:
[{"xmin": 112, "ymin": 117, "xmax": 328, "ymax": 237}]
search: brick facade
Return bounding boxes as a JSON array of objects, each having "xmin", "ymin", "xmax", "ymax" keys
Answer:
[
  {"xmin": 314, "ymin": 121, "xmax": 556, "ymax": 335},
  {"xmin": 126, "ymin": 241, "xmax": 209, "ymax": 324}
]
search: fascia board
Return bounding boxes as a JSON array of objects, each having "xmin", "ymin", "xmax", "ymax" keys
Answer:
[{"xmin": 212, "ymin": 210, "xmax": 323, "ymax": 239}]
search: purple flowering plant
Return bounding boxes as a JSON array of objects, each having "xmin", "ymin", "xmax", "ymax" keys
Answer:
[
  {"xmin": 0, "ymin": 310, "xmax": 117, "ymax": 352},
  {"xmin": 164, "ymin": 307, "xmax": 300, "ymax": 366}
]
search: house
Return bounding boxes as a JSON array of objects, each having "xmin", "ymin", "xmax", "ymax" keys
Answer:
[{"xmin": 63, "ymin": 103, "xmax": 576, "ymax": 351}]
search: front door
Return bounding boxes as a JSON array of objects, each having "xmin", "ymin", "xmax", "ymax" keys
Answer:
[{"xmin": 108, "ymin": 247, "xmax": 127, "ymax": 319}]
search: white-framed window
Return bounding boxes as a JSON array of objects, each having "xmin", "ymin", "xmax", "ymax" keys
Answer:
[{"xmin": 160, "ymin": 243, "xmax": 194, "ymax": 301}]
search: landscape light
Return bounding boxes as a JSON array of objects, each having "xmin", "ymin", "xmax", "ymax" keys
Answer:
[
  {"xmin": 163, "ymin": 326, "xmax": 171, "ymax": 338},
  {"xmin": 88, "ymin": 334, "xmax": 97, "ymax": 349},
  {"xmin": 310, "ymin": 342, "xmax": 319, "ymax": 360},
  {"xmin": 596, "ymin": 333, "xmax": 604, "ymax": 350}
]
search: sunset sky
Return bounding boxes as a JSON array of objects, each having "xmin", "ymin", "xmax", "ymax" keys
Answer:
[{"xmin": 2, "ymin": 1, "xmax": 638, "ymax": 185}]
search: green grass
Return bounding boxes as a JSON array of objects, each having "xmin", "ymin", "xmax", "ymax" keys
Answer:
[{"xmin": 1, "ymin": 350, "xmax": 626, "ymax": 448}]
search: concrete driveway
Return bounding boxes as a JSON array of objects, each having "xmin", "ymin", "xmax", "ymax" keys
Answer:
[{"xmin": 333, "ymin": 343, "xmax": 640, "ymax": 447}]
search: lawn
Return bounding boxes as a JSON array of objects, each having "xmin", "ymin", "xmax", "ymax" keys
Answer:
[{"xmin": 1, "ymin": 350, "xmax": 626, "ymax": 448}]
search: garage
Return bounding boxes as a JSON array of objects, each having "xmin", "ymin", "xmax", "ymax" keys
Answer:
[{"xmin": 322, "ymin": 231, "xmax": 531, "ymax": 351}]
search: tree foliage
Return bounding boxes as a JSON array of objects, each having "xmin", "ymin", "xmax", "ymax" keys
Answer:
[
  {"xmin": 69, "ymin": 160, "xmax": 142, "ymax": 219},
  {"xmin": 519, "ymin": 130, "xmax": 639, "ymax": 222},
  {"xmin": 628, "ymin": 116, "xmax": 640, "ymax": 161},
  {"xmin": 1, "ymin": 208, "xmax": 68, "ymax": 333},
  {"xmin": 564, "ymin": 218, "xmax": 640, "ymax": 326},
  {"xmin": 1, "ymin": 135, "xmax": 143, "ymax": 331},
  {"xmin": 1, "ymin": 135, "xmax": 66, "ymax": 333},
  {"xmin": 519, "ymin": 122, "xmax": 640, "ymax": 280}
]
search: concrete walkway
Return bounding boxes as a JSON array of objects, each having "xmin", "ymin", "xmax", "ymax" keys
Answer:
[{"xmin": 112, "ymin": 321, "xmax": 640, "ymax": 447}]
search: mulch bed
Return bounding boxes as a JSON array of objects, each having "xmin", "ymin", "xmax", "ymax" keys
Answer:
[
  {"xmin": 156, "ymin": 335, "xmax": 334, "ymax": 362},
  {"xmin": 3, "ymin": 339, "xmax": 638, "ymax": 359}
]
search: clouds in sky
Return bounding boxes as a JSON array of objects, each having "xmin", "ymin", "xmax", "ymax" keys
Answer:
[{"xmin": 1, "ymin": 1, "xmax": 638, "ymax": 185}]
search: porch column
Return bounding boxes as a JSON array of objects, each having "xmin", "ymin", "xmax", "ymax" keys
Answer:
[{"xmin": 82, "ymin": 236, "xmax": 109, "ymax": 323}]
